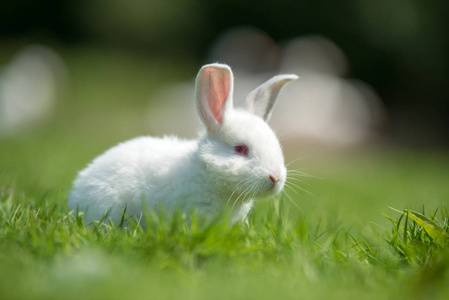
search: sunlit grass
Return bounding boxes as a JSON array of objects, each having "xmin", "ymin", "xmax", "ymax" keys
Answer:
[
  {"xmin": 1, "ymin": 188, "xmax": 449, "ymax": 300},
  {"xmin": 1, "ymin": 45, "xmax": 449, "ymax": 299}
]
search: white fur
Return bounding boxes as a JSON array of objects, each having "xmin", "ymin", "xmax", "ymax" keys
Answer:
[{"xmin": 67, "ymin": 64, "xmax": 297, "ymax": 225}]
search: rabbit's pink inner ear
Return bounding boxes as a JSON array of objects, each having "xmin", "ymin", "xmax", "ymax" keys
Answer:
[{"xmin": 206, "ymin": 69, "xmax": 231, "ymax": 124}]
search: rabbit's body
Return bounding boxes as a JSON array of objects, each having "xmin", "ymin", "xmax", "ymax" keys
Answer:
[
  {"xmin": 68, "ymin": 64, "xmax": 297, "ymax": 225},
  {"xmin": 68, "ymin": 136, "xmax": 205, "ymax": 223}
]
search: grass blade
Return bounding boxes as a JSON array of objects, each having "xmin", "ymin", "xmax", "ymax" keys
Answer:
[{"xmin": 406, "ymin": 210, "xmax": 449, "ymax": 247}]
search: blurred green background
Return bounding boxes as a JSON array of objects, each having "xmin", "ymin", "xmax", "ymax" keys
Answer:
[
  {"xmin": 1, "ymin": 0, "xmax": 449, "ymax": 225},
  {"xmin": 1, "ymin": 2, "xmax": 449, "ymax": 299},
  {"xmin": 2, "ymin": 0, "xmax": 448, "ymax": 144}
]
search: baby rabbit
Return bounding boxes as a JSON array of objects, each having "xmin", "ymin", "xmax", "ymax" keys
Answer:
[{"xmin": 68, "ymin": 63, "xmax": 297, "ymax": 225}]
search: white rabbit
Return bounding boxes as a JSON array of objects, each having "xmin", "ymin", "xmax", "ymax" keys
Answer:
[{"xmin": 67, "ymin": 63, "xmax": 297, "ymax": 225}]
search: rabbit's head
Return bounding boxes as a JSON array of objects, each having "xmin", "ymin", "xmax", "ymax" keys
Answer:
[{"xmin": 195, "ymin": 63, "xmax": 297, "ymax": 200}]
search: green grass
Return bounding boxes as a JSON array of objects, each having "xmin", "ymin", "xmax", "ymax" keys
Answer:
[
  {"xmin": 1, "ymin": 44, "xmax": 449, "ymax": 299},
  {"xmin": 1, "ymin": 190, "xmax": 448, "ymax": 300}
]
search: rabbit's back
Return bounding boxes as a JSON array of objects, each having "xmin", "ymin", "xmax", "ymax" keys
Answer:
[{"xmin": 68, "ymin": 136, "xmax": 198, "ymax": 223}]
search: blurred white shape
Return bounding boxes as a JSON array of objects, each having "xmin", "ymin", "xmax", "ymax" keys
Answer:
[
  {"xmin": 271, "ymin": 73, "xmax": 385, "ymax": 146},
  {"xmin": 147, "ymin": 31, "xmax": 386, "ymax": 148},
  {"xmin": 275, "ymin": 36, "xmax": 385, "ymax": 146},
  {"xmin": 281, "ymin": 35, "xmax": 348, "ymax": 77},
  {"xmin": 0, "ymin": 45, "xmax": 67, "ymax": 136},
  {"xmin": 207, "ymin": 27, "xmax": 280, "ymax": 75}
]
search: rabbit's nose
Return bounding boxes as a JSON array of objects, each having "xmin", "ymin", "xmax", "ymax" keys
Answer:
[{"xmin": 269, "ymin": 175, "xmax": 278, "ymax": 184}]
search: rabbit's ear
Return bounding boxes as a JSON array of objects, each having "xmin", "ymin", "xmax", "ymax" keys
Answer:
[
  {"xmin": 195, "ymin": 63, "xmax": 234, "ymax": 133},
  {"xmin": 244, "ymin": 74, "xmax": 298, "ymax": 122}
]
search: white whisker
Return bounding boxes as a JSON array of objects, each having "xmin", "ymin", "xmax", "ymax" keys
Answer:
[
  {"xmin": 285, "ymin": 157, "xmax": 307, "ymax": 168},
  {"xmin": 282, "ymin": 190, "xmax": 302, "ymax": 211},
  {"xmin": 285, "ymin": 180, "xmax": 315, "ymax": 198},
  {"xmin": 286, "ymin": 176, "xmax": 307, "ymax": 184},
  {"xmin": 231, "ymin": 180, "xmax": 255, "ymax": 211},
  {"xmin": 227, "ymin": 178, "xmax": 252, "ymax": 207},
  {"xmin": 287, "ymin": 169, "xmax": 320, "ymax": 179},
  {"xmin": 284, "ymin": 183, "xmax": 301, "ymax": 196},
  {"xmin": 285, "ymin": 148, "xmax": 329, "ymax": 167}
]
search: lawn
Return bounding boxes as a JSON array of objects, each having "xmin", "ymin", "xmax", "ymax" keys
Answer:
[{"xmin": 1, "ymin": 45, "xmax": 449, "ymax": 300}]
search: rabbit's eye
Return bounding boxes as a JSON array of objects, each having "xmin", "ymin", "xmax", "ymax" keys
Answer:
[{"xmin": 234, "ymin": 144, "xmax": 249, "ymax": 157}]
